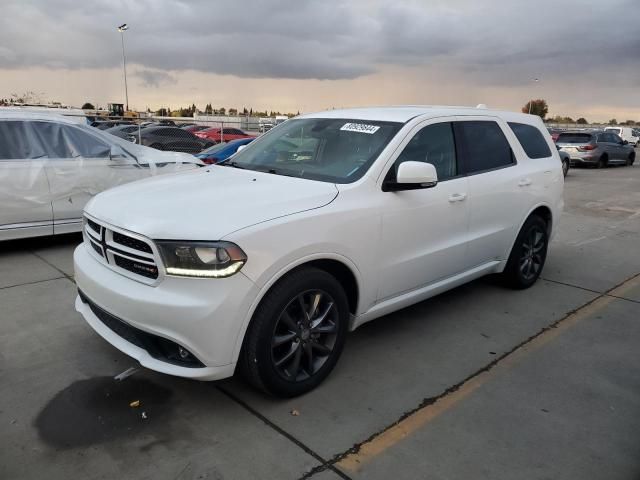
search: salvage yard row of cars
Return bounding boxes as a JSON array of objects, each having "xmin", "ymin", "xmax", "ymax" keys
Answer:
[
  {"xmin": 2, "ymin": 105, "xmax": 573, "ymax": 397},
  {"xmin": 93, "ymin": 118, "xmax": 256, "ymax": 155}
]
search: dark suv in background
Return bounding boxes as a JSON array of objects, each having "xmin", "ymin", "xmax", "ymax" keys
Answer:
[{"xmin": 556, "ymin": 131, "xmax": 635, "ymax": 168}]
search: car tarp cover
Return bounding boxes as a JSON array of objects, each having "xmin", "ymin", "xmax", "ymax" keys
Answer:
[{"xmin": 0, "ymin": 118, "xmax": 196, "ymax": 209}]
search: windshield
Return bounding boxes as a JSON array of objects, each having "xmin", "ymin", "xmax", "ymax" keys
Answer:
[{"xmin": 225, "ymin": 118, "xmax": 402, "ymax": 183}]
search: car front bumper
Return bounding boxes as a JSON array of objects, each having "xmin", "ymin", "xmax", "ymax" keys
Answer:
[{"xmin": 74, "ymin": 243, "xmax": 258, "ymax": 380}]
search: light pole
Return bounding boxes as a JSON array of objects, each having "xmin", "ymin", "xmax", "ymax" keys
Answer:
[
  {"xmin": 117, "ymin": 23, "xmax": 129, "ymax": 113},
  {"xmin": 528, "ymin": 77, "xmax": 540, "ymax": 115}
]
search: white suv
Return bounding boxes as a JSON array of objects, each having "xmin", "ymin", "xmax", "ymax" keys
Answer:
[{"xmin": 74, "ymin": 106, "xmax": 564, "ymax": 397}]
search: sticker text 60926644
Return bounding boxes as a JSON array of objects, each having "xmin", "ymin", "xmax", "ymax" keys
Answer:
[{"xmin": 340, "ymin": 123, "xmax": 381, "ymax": 134}]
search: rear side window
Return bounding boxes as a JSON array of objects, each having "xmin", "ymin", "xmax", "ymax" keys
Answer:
[
  {"xmin": 508, "ymin": 122, "xmax": 551, "ymax": 159},
  {"xmin": 606, "ymin": 128, "xmax": 622, "ymax": 135},
  {"xmin": 455, "ymin": 121, "xmax": 514, "ymax": 174},
  {"xmin": 557, "ymin": 133, "xmax": 593, "ymax": 144}
]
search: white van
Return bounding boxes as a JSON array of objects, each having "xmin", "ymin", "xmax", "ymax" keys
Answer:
[{"xmin": 605, "ymin": 127, "xmax": 638, "ymax": 146}]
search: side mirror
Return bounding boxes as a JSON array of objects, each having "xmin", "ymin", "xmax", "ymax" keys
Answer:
[
  {"xmin": 622, "ymin": 140, "xmax": 628, "ymax": 145},
  {"xmin": 383, "ymin": 161, "xmax": 438, "ymax": 192}
]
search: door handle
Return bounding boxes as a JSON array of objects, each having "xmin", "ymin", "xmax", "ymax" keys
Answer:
[
  {"xmin": 518, "ymin": 178, "xmax": 532, "ymax": 187},
  {"xmin": 448, "ymin": 193, "xmax": 467, "ymax": 203}
]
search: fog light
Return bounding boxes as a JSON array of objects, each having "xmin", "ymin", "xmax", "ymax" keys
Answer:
[{"xmin": 178, "ymin": 347, "xmax": 190, "ymax": 359}]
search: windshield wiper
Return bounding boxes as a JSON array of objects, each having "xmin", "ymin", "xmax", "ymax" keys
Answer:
[{"xmin": 220, "ymin": 161, "xmax": 245, "ymax": 169}]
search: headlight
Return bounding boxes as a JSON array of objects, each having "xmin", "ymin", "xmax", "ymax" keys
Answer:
[{"xmin": 156, "ymin": 241, "xmax": 247, "ymax": 278}]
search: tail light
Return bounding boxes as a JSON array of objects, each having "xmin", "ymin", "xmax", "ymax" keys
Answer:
[
  {"xmin": 578, "ymin": 144, "xmax": 596, "ymax": 151},
  {"xmin": 201, "ymin": 157, "xmax": 219, "ymax": 165}
]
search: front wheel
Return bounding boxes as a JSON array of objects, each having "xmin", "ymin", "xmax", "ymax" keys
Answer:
[
  {"xmin": 562, "ymin": 159, "xmax": 570, "ymax": 177},
  {"xmin": 501, "ymin": 215, "xmax": 549, "ymax": 289},
  {"xmin": 240, "ymin": 267, "xmax": 349, "ymax": 397}
]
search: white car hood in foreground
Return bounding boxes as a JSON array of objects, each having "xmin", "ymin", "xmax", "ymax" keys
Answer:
[{"xmin": 85, "ymin": 166, "xmax": 339, "ymax": 240}]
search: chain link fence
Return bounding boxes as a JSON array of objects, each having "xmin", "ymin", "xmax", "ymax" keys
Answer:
[{"xmin": 57, "ymin": 112, "xmax": 273, "ymax": 155}]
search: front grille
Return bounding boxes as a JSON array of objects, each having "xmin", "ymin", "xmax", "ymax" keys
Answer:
[
  {"xmin": 83, "ymin": 215, "xmax": 160, "ymax": 283},
  {"xmin": 90, "ymin": 240, "xmax": 104, "ymax": 257},
  {"xmin": 114, "ymin": 256, "xmax": 158, "ymax": 279},
  {"xmin": 79, "ymin": 290, "xmax": 204, "ymax": 368},
  {"xmin": 113, "ymin": 231, "xmax": 152, "ymax": 253},
  {"xmin": 87, "ymin": 218, "xmax": 101, "ymax": 235}
]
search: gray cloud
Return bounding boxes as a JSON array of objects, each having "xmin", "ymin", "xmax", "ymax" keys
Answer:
[
  {"xmin": 134, "ymin": 69, "xmax": 177, "ymax": 88},
  {"xmin": 1, "ymin": 0, "xmax": 639, "ymax": 86}
]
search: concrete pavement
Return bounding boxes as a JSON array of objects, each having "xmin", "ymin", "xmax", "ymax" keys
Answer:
[{"xmin": 1, "ymin": 163, "xmax": 639, "ymax": 479}]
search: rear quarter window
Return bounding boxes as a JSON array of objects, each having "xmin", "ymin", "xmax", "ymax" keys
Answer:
[{"xmin": 508, "ymin": 122, "xmax": 552, "ymax": 159}]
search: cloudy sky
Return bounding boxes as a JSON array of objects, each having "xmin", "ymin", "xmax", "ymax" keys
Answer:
[{"xmin": 1, "ymin": 0, "xmax": 639, "ymax": 120}]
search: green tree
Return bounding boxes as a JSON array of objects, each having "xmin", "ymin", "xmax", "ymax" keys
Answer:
[
  {"xmin": 623, "ymin": 119, "xmax": 636, "ymax": 126},
  {"xmin": 608, "ymin": 118, "xmax": 618, "ymax": 125},
  {"xmin": 521, "ymin": 99, "xmax": 548, "ymax": 119},
  {"xmin": 576, "ymin": 117, "xmax": 588, "ymax": 125},
  {"xmin": 81, "ymin": 102, "xmax": 95, "ymax": 110},
  {"xmin": 228, "ymin": 108, "xmax": 238, "ymax": 116}
]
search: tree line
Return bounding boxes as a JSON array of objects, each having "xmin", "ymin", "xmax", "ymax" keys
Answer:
[{"xmin": 522, "ymin": 99, "xmax": 638, "ymax": 126}]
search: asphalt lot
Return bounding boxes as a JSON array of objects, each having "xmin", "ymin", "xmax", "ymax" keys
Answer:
[{"xmin": 1, "ymin": 161, "xmax": 640, "ymax": 480}]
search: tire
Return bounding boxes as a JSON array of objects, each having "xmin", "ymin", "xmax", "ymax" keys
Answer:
[
  {"xmin": 627, "ymin": 153, "xmax": 635, "ymax": 166},
  {"xmin": 501, "ymin": 215, "xmax": 549, "ymax": 290},
  {"xmin": 239, "ymin": 267, "xmax": 349, "ymax": 397},
  {"xmin": 596, "ymin": 155, "xmax": 608, "ymax": 169},
  {"xmin": 562, "ymin": 159, "xmax": 569, "ymax": 177}
]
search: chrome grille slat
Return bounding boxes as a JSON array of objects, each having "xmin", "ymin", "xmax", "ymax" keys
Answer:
[{"xmin": 83, "ymin": 215, "xmax": 161, "ymax": 284}]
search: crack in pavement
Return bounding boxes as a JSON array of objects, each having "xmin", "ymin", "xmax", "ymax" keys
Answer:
[
  {"xmin": 300, "ymin": 271, "xmax": 640, "ymax": 478},
  {"xmin": 217, "ymin": 385, "xmax": 352, "ymax": 480},
  {"xmin": 30, "ymin": 250, "xmax": 76, "ymax": 285},
  {"xmin": 0, "ymin": 276, "xmax": 66, "ymax": 291}
]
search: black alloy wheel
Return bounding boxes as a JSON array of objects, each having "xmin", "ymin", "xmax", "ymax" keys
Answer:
[
  {"xmin": 240, "ymin": 267, "xmax": 349, "ymax": 397},
  {"xmin": 502, "ymin": 215, "xmax": 549, "ymax": 289},
  {"xmin": 271, "ymin": 290, "xmax": 339, "ymax": 382},
  {"xmin": 518, "ymin": 226, "xmax": 546, "ymax": 282}
]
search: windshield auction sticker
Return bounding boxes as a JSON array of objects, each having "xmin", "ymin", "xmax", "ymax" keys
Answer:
[{"xmin": 340, "ymin": 123, "xmax": 380, "ymax": 134}]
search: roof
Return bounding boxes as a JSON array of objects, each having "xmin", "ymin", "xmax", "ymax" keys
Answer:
[
  {"xmin": 0, "ymin": 108, "xmax": 78, "ymax": 124},
  {"xmin": 299, "ymin": 105, "xmax": 538, "ymax": 124}
]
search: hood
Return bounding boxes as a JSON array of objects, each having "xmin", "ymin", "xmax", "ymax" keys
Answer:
[
  {"xmin": 85, "ymin": 166, "xmax": 339, "ymax": 240},
  {"xmin": 135, "ymin": 148, "xmax": 204, "ymax": 166}
]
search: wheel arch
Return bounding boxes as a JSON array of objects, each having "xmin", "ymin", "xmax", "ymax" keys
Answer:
[
  {"xmin": 231, "ymin": 253, "xmax": 361, "ymax": 364},
  {"xmin": 503, "ymin": 203, "xmax": 554, "ymax": 269}
]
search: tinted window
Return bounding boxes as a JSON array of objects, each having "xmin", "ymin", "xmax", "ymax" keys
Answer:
[
  {"xmin": 508, "ymin": 122, "xmax": 551, "ymax": 159},
  {"xmin": 0, "ymin": 121, "xmax": 47, "ymax": 159},
  {"xmin": 456, "ymin": 121, "xmax": 513, "ymax": 173},
  {"xmin": 610, "ymin": 133, "xmax": 623, "ymax": 143},
  {"xmin": 60, "ymin": 126, "xmax": 110, "ymax": 158},
  {"xmin": 557, "ymin": 133, "xmax": 593, "ymax": 144},
  {"xmin": 606, "ymin": 128, "xmax": 622, "ymax": 135},
  {"xmin": 393, "ymin": 122, "xmax": 457, "ymax": 181}
]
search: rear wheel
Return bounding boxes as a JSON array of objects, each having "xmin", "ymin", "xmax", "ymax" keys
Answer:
[
  {"xmin": 627, "ymin": 153, "xmax": 635, "ymax": 166},
  {"xmin": 562, "ymin": 159, "xmax": 569, "ymax": 177},
  {"xmin": 240, "ymin": 267, "xmax": 349, "ymax": 397},
  {"xmin": 597, "ymin": 155, "xmax": 608, "ymax": 168},
  {"xmin": 502, "ymin": 215, "xmax": 549, "ymax": 289}
]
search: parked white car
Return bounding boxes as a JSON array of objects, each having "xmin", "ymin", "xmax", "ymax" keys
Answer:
[
  {"xmin": 604, "ymin": 126, "xmax": 639, "ymax": 146},
  {"xmin": 0, "ymin": 111, "xmax": 203, "ymax": 241},
  {"xmin": 74, "ymin": 106, "xmax": 564, "ymax": 397}
]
